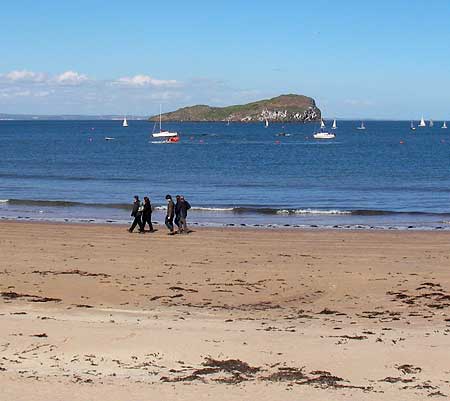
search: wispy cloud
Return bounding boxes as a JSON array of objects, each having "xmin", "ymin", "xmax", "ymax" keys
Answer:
[
  {"xmin": 54, "ymin": 71, "xmax": 88, "ymax": 85},
  {"xmin": 2, "ymin": 70, "xmax": 47, "ymax": 83},
  {"xmin": 115, "ymin": 74, "xmax": 179, "ymax": 87}
]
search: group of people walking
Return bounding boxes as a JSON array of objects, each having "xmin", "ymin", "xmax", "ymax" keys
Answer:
[{"xmin": 128, "ymin": 194, "xmax": 191, "ymax": 235}]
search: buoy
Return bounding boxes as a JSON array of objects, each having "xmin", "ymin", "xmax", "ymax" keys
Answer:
[
  {"xmin": 275, "ymin": 140, "xmax": 281, "ymax": 144},
  {"xmin": 399, "ymin": 140, "xmax": 404, "ymax": 144}
]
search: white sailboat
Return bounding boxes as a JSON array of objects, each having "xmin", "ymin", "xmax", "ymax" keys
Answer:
[
  {"xmin": 419, "ymin": 116, "xmax": 426, "ymax": 127},
  {"xmin": 152, "ymin": 105, "xmax": 179, "ymax": 140},
  {"xmin": 122, "ymin": 117, "xmax": 128, "ymax": 127},
  {"xmin": 429, "ymin": 119, "xmax": 434, "ymax": 128},
  {"xmin": 356, "ymin": 121, "xmax": 366, "ymax": 130},
  {"xmin": 313, "ymin": 119, "xmax": 335, "ymax": 139},
  {"xmin": 410, "ymin": 121, "xmax": 416, "ymax": 131},
  {"xmin": 265, "ymin": 118, "xmax": 269, "ymax": 128},
  {"xmin": 332, "ymin": 119, "xmax": 337, "ymax": 129},
  {"xmin": 442, "ymin": 121, "xmax": 447, "ymax": 129}
]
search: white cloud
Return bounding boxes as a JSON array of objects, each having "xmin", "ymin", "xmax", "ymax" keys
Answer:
[
  {"xmin": 115, "ymin": 74, "xmax": 178, "ymax": 87},
  {"xmin": 2, "ymin": 70, "xmax": 47, "ymax": 83},
  {"xmin": 54, "ymin": 71, "xmax": 88, "ymax": 85}
]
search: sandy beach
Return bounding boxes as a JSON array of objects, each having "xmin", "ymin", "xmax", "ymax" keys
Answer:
[{"xmin": 1, "ymin": 221, "xmax": 449, "ymax": 400}]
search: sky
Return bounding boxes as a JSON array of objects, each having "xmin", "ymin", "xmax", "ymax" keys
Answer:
[{"xmin": 0, "ymin": 0, "xmax": 449, "ymax": 119}]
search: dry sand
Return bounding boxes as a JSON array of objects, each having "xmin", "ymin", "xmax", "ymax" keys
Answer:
[{"xmin": 1, "ymin": 221, "xmax": 450, "ymax": 400}]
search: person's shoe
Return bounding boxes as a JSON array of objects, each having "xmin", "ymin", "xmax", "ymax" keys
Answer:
[{"xmin": 127, "ymin": 229, "xmax": 133, "ymax": 233}]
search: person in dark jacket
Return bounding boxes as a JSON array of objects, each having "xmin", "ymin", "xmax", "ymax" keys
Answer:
[
  {"xmin": 177, "ymin": 195, "xmax": 191, "ymax": 234},
  {"xmin": 142, "ymin": 196, "xmax": 154, "ymax": 232},
  {"xmin": 129, "ymin": 195, "xmax": 144, "ymax": 233},
  {"xmin": 165, "ymin": 194, "xmax": 175, "ymax": 235},
  {"xmin": 174, "ymin": 195, "xmax": 181, "ymax": 231}
]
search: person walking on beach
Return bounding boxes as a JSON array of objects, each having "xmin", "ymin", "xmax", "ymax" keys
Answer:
[
  {"xmin": 165, "ymin": 194, "xmax": 175, "ymax": 235},
  {"xmin": 177, "ymin": 195, "xmax": 191, "ymax": 234},
  {"xmin": 129, "ymin": 195, "xmax": 144, "ymax": 233},
  {"xmin": 174, "ymin": 195, "xmax": 181, "ymax": 232},
  {"xmin": 142, "ymin": 196, "xmax": 154, "ymax": 232}
]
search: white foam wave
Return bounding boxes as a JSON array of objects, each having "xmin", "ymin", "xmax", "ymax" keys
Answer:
[
  {"xmin": 276, "ymin": 209, "xmax": 351, "ymax": 215},
  {"xmin": 153, "ymin": 206, "xmax": 234, "ymax": 212}
]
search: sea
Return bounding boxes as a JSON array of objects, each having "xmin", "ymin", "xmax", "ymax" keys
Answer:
[{"xmin": 1, "ymin": 120, "xmax": 449, "ymax": 231}]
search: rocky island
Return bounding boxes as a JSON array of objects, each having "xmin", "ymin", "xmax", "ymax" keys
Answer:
[{"xmin": 149, "ymin": 94, "xmax": 321, "ymax": 123}]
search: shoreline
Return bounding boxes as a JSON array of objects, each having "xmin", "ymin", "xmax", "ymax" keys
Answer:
[
  {"xmin": 2, "ymin": 215, "xmax": 450, "ymax": 232},
  {"xmin": 1, "ymin": 221, "xmax": 450, "ymax": 400}
]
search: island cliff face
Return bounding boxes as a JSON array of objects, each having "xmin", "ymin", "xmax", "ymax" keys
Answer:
[{"xmin": 149, "ymin": 94, "xmax": 321, "ymax": 123}]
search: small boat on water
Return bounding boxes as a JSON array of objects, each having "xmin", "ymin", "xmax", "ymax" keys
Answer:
[
  {"xmin": 356, "ymin": 121, "xmax": 366, "ymax": 130},
  {"xmin": 332, "ymin": 119, "xmax": 337, "ymax": 129},
  {"xmin": 104, "ymin": 137, "xmax": 115, "ymax": 141},
  {"xmin": 442, "ymin": 121, "xmax": 447, "ymax": 129},
  {"xmin": 265, "ymin": 118, "xmax": 269, "ymax": 128},
  {"xmin": 276, "ymin": 132, "xmax": 291, "ymax": 137},
  {"xmin": 419, "ymin": 116, "xmax": 426, "ymax": 127},
  {"xmin": 152, "ymin": 105, "xmax": 179, "ymax": 142},
  {"xmin": 122, "ymin": 117, "xmax": 128, "ymax": 127},
  {"xmin": 313, "ymin": 120, "xmax": 335, "ymax": 139},
  {"xmin": 410, "ymin": 121, "xmax": 416, "ymax": 131},
  {"xmin": 429, "ymin": 119, "xmax": 434, "ymax": 128}
]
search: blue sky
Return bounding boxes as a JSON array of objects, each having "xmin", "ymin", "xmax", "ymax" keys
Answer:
[{"xmin": 0, "ymin": 0, "xmax": 449, "ymax": 118}]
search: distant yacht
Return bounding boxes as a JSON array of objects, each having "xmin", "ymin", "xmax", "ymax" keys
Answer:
[
  {"xmin": 419, "ymin": 116, "xmax": 426, "ymax": 127},
  {"xmin": 356, "ymin": 121, "xmax": 366, "ymax": 130},
  {"xmin": 429, "ymin": 119, "xmax": 434, "ymax": 128},
  {"xmin": 122, "ymin": 117, "xmax": 128, "ymax": 127},
  {"xmin": 442, "ymin": 121, "xmax": 447, "ymax": 129},
  {"xmin": 332, "ymin": 119, "xmax": 337, "ymax": 129},
  {"xmin": 410, "ymin": 121, "xmax": 416, "ymax": 131},
  {"xmin": 152, "ymin": 105, "xmax": 179, "ymax": 141},
  {"xmin": 313, "ymin": 120, "xmax": 335, "ymax": 139}
]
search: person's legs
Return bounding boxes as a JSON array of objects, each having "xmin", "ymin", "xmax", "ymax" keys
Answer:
[
  {"xmin": 179, "ymin": 216, "xmax": 187, "ymax": 233},
  {"xmin": 148, "ymin": 213, "xmax": 154, "ymax": 231},
  {"xmin": 165, "ymin": 216, "xmax": 174, "ymax": 232},
  {"xmin": 129, "ymin": 216, "xmax": 141, "ymax": 232}
]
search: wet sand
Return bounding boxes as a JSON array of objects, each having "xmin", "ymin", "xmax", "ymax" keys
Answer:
[{"xmin": 1, "ymin": 221, "xmax": 450, "ymax": 400}]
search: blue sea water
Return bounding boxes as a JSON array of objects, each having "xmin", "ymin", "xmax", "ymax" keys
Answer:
[{"xmin": 0, "ymin": 119, "xmax": 449, "ymax": 230}]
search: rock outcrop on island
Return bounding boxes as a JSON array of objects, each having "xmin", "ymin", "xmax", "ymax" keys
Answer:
[{"xmin": 149, "ymin": 94, "xmax": 321, "ymax": 123}]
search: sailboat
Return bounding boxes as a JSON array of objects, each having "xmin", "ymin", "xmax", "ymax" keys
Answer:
[
  {"xmin": 410, "ymin": 121, "xmax": 416, "ymax": 131},
  {"xmin": 152, "ymin": 105, "xmax": 179, "ymax": 142},
  {"xmin": 122, "ymin": 117, "xmax": 128, "ymax": 127},
  {"xmin": 442, "ymin": 121, "xmax": 447, "ymax": 129},
  {"xmin": 418, "ymin": 116, "xmax": 426, "ymax": 127},
  {"xmin": 356, "ymin": 121, "xmax": 366, "ymax": 130},
  {"xmin": 429, "ymin": 119, "xmax": 434, "ymax": 128},
  {"xmin": 332, "ymin": 119, "xmax": 337, "ymax": 129},
  {"xmin": 313, "ymin": 119, "xmax": 335, "ymax": 139},
  {"xmin": 265, "ymin": 118, "xmax": 269, "ymax": 128}
]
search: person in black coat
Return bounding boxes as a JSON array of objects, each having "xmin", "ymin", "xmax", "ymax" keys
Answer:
[
  {"xmin": 142, "ymin": 196, "xmax": 154, "ymax": 232},
  {"xmin": 174, "ymin": 195, "xmax": 181, "ymax": 231},
  {"xmin": 128, "ymin": 195, "xmax": 144, "ymax": 233},
  {"xmin": 177, "ymin": 195, "xmax": 191, "ymax": 234}
]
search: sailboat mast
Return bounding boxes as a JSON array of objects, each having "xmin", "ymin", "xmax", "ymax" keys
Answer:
[{"xmin": 159, "ymin": 105, "xmax": 162, "ymax": 131}]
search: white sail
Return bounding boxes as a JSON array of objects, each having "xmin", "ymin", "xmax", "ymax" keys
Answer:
[
  {"xmin": 419, "ymin": 116, "xmax": 426, "ymax": 127},
  {"xmin": 332, "ymin": 119, "xmax": 337, "ymax": 129},
  {"xmin": 320, "ymin": 119, "xmax": 326, "ymax": 129},
  {"xmin": 357, "ymin": 121, "xmax": 365, "ymax": 130},
  {"xmin": 122, "ymin": 117, "xmax": 128, "ymax": 127},
  {"xmin": 265, "ymin": 118, "xmax": 269, "ymax": 128},
  {"xmin": 429, "ymin": 119, "xmax": 434, "ymax": 128},
  {"xmin": 442, "ymin": 121, "xmax": 447, "ymax": 129}
]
